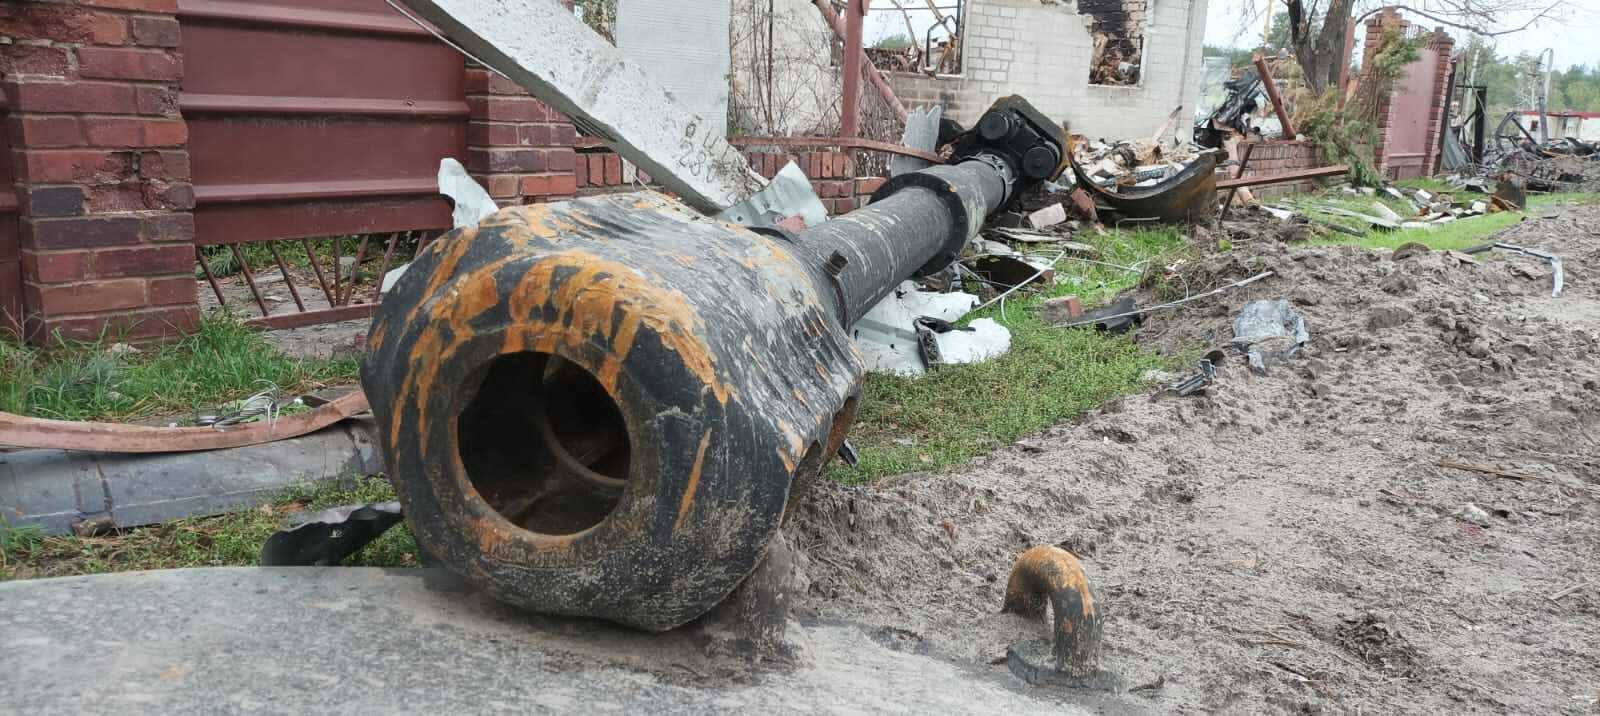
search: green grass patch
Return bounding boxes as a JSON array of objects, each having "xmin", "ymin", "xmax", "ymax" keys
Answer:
[
  {"xmin": 1283, "ymin": 189, "xmax": 1600, "ymax": 252},
  {"xmin": 0, "ymin": 476, "xmax": 414, "ymax": 581},
  {"xmin": 827, "ymin": 226, "xmax": 1187, "ymax": 483},
  {"xmin": 0, "ymin": 314, "xmax": 360, "ymax": 422}
]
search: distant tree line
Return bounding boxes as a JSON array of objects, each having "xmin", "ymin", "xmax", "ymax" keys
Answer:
[{"xmin": 1206, "ymin": 13, "xmax": 1597, "ymax": 118}]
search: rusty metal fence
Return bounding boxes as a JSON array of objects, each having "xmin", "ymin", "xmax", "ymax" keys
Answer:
[{"xmin": 177, "ymin": 0, "xmax": 466, "ymax": 329}]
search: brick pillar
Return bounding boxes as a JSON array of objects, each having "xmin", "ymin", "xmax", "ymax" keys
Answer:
[
  {"xmin": 2, "ymin": 0, "xmax": 197, "ymax": 345},
  {"xmin": 1421, "ymin": 29, "xmax": 1454, "ymax": 176},
  {"xmin": 1362, "ymin": 8, "xmax": 1403, "ymax": 176},
  {"xmin": 464, "ymin": 66, "xmax": 577, "ymax": 207}
]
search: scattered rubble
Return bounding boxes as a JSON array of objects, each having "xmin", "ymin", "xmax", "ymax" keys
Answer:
[
  {"xmin": 794, "ymin": 204, "xmax": 1600, "ymax": 713},
  {"xmin": 1448, "ymin": 112, "xmax": 1600, "ymax": 195}
]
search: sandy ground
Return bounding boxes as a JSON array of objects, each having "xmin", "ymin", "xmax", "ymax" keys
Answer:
[{"xmin": 791, "ymin": 205, "xmax": 1600, "ymax": 712}]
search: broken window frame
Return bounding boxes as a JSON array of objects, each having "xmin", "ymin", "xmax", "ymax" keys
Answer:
[
  {"xmin": 861, "ymin": 0, "xmax": 966, "ymax": 77},
  {"xmin": 1081, "ymin": 0, "xmax": 1146, "ymax": 88}
]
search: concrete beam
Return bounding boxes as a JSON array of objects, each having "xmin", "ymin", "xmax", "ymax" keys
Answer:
[{"xmin": 395, "ymin": 0, "xmax": 761, "ymax": 213}]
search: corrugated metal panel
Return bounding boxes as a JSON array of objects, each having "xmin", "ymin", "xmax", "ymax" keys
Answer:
[
  {"xmin": 0, "ymin": 91, "xmax": 21, "ymax": 337},
  {"xmin": 178, "ymin": 0, "xmax": 465, "ymax": 244}
]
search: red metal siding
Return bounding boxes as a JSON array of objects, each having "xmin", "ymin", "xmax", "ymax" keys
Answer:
[
  {"xmin": 178, "ymin": 0, "xmax": 466, "ymax": 244},
  {"xmin": 0, "ymin": 92, "xmax": 20, "ymax": 336}
]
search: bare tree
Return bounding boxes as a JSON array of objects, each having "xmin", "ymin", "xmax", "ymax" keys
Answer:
[
  {"xmin": 1285, "ymin": 0, "xmax": 1357, "ymax": 93},
  {"xmin": 1273, "ymin": 0, "xmax": 1564, "ymax": 95}
]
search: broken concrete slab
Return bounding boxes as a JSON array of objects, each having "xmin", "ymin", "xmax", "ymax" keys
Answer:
[
  {"xmin": 1371, "ymin": 201, "xmax": 1403, "ymax": 223},
  {"xmin": 393, "ymin": 0, "xmax": 761, "ymax": 214},
  {"xmin": 1027, "ymin": 203, "xmax": 1068, "ymax": 230},
  {"xmin": 615, "ymin": 0, "xmax": 731, "ymax": 141},
  {"xmin": 0, "ymin": 567, "xmax": 1089, "ymax": 713}
]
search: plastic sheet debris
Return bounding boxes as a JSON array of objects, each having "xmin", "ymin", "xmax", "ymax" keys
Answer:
[
  {"xmin": 852, "ymin": 282, "xmax": 1012, "ymax": 376},
  {"xmin": 386, "ymin": 158, "xmax": 497, "ymax": 294},
  {"xmin": 1231, "ymin": 299, "xmax": 1310, "ymax": 374},
  {"xmin": 925, "ymin": 318, "xmax": 1011, "ymax": 369},
  {"xmin": 259, "ymin": 501, "xmax": 405, "ymax": 566},
  {"xmin": 439, "ymin": 157, "xmax": 499, "ymax": 228}
]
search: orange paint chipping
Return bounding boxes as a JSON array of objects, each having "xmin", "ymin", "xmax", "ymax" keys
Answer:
[
  {"xmin": 674, "ymin": 430, "xmax": 713, "ymax": 532},
  {"xmin": 501, "ymin": 250, "xmax": 730, "ymax": 404}
]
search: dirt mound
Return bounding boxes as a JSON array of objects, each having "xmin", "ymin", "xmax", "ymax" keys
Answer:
[{"xmin": 791, "ymin": 206, "xmax": 1600, "ymax": 712}]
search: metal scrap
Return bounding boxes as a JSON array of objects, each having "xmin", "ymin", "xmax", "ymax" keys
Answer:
[
  {"xmin": 1002, "ymin": 545, "xmax": 1106, "ymax": 683},
  {"xmin": 1164, "ymin": 355, "xmax": 1220, "ymax": 396},
  {"xmin": 260, "ymin": 501, "xmax": 405, "ymax": 567},
  {"xmin": 0, "ymin": 391, "xmax": 370, "ymax": 453},
  {"xmin": 1057, "ymin": 271, "xmax": 1276, "ymax": 330},
  {"xmin": 1070, "ymin": 151, "xmax": 1218, "ymax": 224},
  {"xmin": 1463, "ymin": 242, "xmax": 1563, "ymax": 297}
]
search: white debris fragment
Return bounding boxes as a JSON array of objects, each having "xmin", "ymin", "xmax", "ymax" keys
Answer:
[
  {"xmin": 439, "ymin": 157, "xmax": 499, "ymax": 229},
  {"xmin": 385, "ymin": 157, "xmax": 499, "ymax": 295},
  {"xmin": 850, "ymin": 282, "xmax": 1011, "ymax": 375},
  {"xmin": 1371, "ymin": 201, "xmax": 1403, "ymax": 223},
  {"xmin": 933, "ymin": 318, "xmax": 1011, "ymax": 365},
  {"xmin": 1027, "ymin": 203, "xmax": 1068, "ymax": 230}
]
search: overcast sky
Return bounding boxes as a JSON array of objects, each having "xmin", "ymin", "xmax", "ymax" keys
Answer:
[
  {"xmin": 862, "ymin": 1, "xmax": 1598, "ymax": 70},
  {"xmin": 1203, "ymin": 0, "xmax": 1600, "ymax": 70}
]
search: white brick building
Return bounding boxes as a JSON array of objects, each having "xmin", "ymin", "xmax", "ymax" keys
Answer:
[{"xmin": 889, "ymin": 0, "xmax": 1209, "ymax": 143}]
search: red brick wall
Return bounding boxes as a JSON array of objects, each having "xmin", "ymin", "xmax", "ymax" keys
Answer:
[
  {"xmin": 464, "ymin": 66, "xmax": 577, "ymax": 206},
  {"xmin": 1, "ymin": 1, "xmax": 891, "ymax": 344},
  {"xmin": 573, "ymin": 143, "xmax": 882, "ymax": 216},
  {"xmin": 0, "ymin": 92, "xmax": 19, "ymax": 337},
  {"xmin": 574, "ymin": 139, "xmax": 651, "ymax": 196},
  {"xmin": 1235, "ymin": 140, "xmax": 1322, "ymax": 198},
  {"xmin": 740, "ymin": 148, "xmax": 881, "ymax": 215},
  {"xmin": 2, "ymin": 0, "xmax": 197, "ymax": 343}
]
